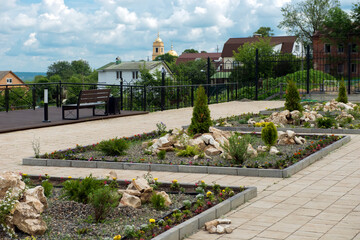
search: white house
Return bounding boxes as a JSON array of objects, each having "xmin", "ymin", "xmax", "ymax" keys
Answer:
[{"xmin": 97, "ymin": 60, "xmax": 173, "ymax": 85}]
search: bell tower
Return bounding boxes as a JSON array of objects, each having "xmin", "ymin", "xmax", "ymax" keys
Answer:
[{"xmin": 152, "ymin": 32, "xmax": 164, "ymax": 60}]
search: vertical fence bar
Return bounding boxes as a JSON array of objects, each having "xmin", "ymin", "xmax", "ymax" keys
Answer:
[
  {"xmin": 255, "ymin": 49, "xmax": 259, "ymax": 100},
  {"xmin": 216, "ymin": 85, "xmax": 219, "ymax": 103},
  {"xmin": 56, "ymin": 83, "xmax": 60, "ymax": 107},
  {"xmin": 306, "ymin": 45, "xmax": 310, "ymax": 94},
  {"xmin": 130, "ymin": 86, "xmax": 133, "ymax": 111},
  {"xmin": 143, "ymin": 85, "xmax": 146, "ymax": 112},
  {"xmin": 5, "ymin": 86, "xmax": 9, "ymax": 112},
  {"xmin": 32, "ymin": 87, "xmax": 36, "ymax": 110},
  {"xmin": 207, "ymin": 57, "xmax": 211, "ymax": 104},
  {"xmin": 176, "ymin": 87, "xmax": 180, "ymax": 109},
  {"xmin": 191, "ymin": 86, "xmax": 194, "ymax": 107},
  {"xmin": 227, "ymin": 84, "xmax": 229, "ymax": 102},
  {"xmin": 235, "ymin": 82, "xmax": 238, "ymax": 100},
  {"xmin": 348, "ymin": 44, "xmax": 351, "ymax": 94},
  {"xmin": 120, "ymin": 80, "xmax": 123, "ymax": 110},
  {"xmin": 59, "ymin": 81, "xmax": 63, "ymax": 107}
]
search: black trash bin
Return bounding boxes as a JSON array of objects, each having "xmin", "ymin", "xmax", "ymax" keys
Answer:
[{"xmin": 108, "ymin": 96, "xmax": 121, "ymax": 114}]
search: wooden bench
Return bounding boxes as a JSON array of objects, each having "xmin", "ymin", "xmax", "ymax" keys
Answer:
[{"xmin": 62, "ymin": 89, "xmax": 111, "ymax": 120}]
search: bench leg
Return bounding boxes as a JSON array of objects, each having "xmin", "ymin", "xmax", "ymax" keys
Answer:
[{"xmin": 76, "ymin": 107, "xmax": 79, "ymax": 120}]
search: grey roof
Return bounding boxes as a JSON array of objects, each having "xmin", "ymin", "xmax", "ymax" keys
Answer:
[
  {"xmin": 97, "ymin": 61, "xmax": 163, "ymax": 71},
  {"xmin": 0, "ymin": 71, "xmax": 11, "ymax": 80}
]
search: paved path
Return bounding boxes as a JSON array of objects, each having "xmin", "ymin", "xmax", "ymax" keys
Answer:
[{"xmin": 1, "ymin": 100, "xmax": 359, "ymax": 240}]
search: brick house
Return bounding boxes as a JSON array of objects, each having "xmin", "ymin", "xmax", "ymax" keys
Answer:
[
  {"xmin": 0, "ymin": 71, "xmax": 26, "ymax": 90},
  {"xmin": 312, "ymin": 31, "xmax": 359, "ymax": 78}
]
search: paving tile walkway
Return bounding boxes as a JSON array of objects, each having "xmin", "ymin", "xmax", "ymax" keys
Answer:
[{"xmin": 1, "ymin": 100, "xmax": 359, "ymax": 240}]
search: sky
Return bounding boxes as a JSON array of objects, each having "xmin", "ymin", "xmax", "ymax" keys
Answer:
[{"xmin": 0, "ymin": 0, "xmax": 355, "ymax": 72}]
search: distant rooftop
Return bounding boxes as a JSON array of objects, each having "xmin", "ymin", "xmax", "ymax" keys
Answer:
[{"xmin": 97, "ymin": 61, "xmax": 164, "ymax": 71}]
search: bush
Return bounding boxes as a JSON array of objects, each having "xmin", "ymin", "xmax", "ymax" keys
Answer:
[
  {"xmin": 261, "ymin": 122, "xmax": 278, "ymax": 148},
  {"xmin": 176, "ymin": 145, "xmax": 200, "ymax": 157},
  {"xmin": 221, "ymin": 133, "xmax": 254, "ymax": 164},
  {"xmin": 96, "ymin": 138, "xmax": 129, "ymax": 156},
  {"xmin": 41, "ymin": 180, "xmax": 53, "ymax": 198},
  {"xmin": 89, "ymin": 186, "xmax": 120, "ymax": 222},
  {"xmin": 157, "ymin": 150, "xmax": 166, "ymax": 160},
  {"xmin": 188, "ymin": 86, "xmax": 212, "ymax": 134},
  {"xmin": 285, "ymin": 79, "xmax": 303, "ymax": 112},
  {"xmin": 337, "ymin": 78, "xmax": 348, "ymax": 103},
  {"xmin": 61, "ymin": 174, "xmax": 103, "ymax": 204},
  {"xmin": 316, "ymin": 117, "xmax": 335, "ymax": 129},
  {"xmin": 151, "ymin": 192, "xmax": 166, "ymax": 210}
]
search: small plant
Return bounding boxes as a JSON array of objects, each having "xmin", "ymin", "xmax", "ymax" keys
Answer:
[
  {"xmin": 89, "ymin": 186, "xmax": 120, "ymax": 222},
  {"xmin": 284, "ymin": 79, "xmax": 303, "ymax": 112},
  {"xmin": 41, "ymin": 180, "xmax": 53, "ymax": 198},
  {"xmin": 316, "ymin": 117, "xmax": 335, "ymax": 129},
  {"xmin": 32, "ymin": 137, "xmax": 40, "ymax": 158},
  {"xmin": 123, "ymin": 225, "xmax": 136, "ymax": 238},
  {"xmin": 183, "ymin": 200, "xmax": 192, "ymax": 209},
  {"xmin": 188, "ymin": 86, "xmax": 212, "ymax": 134},
  {"xmin": 176, "ymin": 145, "xmax": 200, "ymax": 157},
  {"xmin": 337, "ymin": 78, "xmax": 348, "ymax": 103},
  {"xmin": 303, "ymin": 121, "xmax": 311, "ymax": 128},
  {"xmin": 96, "ymin": 138, "xmax": 129, "ymax": 156},
  {"xmin": 151, "ymin": 192, "xmax": 166, "ymax": 210},
  {"xmin": 156, "ymin": 122, "xmax": 167, "ymax": 135},
  {"xmin": 170, "ymin": 179, "xmax": 180, "ymax": 191},
  {"xmin": 221, "ymin": 133, "xmax": 254, "ymax": 164},
  {"xmin": 157, "ymin": 150, "xmax": 166, "ymax": 160},
  {"xmin": 261, "ymin": 122, "xmax": 278, "ymax": 149}
]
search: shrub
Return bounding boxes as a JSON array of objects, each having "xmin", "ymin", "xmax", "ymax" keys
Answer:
[
  {"xmin": 41, "ymin": 180, "xmax": 53, "ymax": 198},
  {"xmin": 96, "ymin": 138, "xmax": 129, "ymax": 156},
  {"xmin": 261, "ymin": 122, "xmax": 278, "ymax": 148},
  {"xmin": 176, "ymin": 145, "xmax": 200, "ymax": 157},
  {"xmin": 89, "ymin": 186, "xmax": 120, "ymax": 222},
  {"xmin": 61, "ymin": 174, "xmax": 103, "ymax": 204},
  {"xmin": 157, "ymin": 150, "xmax": 166, "ymax": 160},
  {"xmin": 316, "ymin": 117, "xmax": 335, "ymax": 129},
  {"xmin": 151, "ymin": 192, "xmax": 166, "ymax": 210},
  {"xmin": 188, "ymin": 86, "xmax": 212, "ymax": 134},
  {"xmin": 284, "ymin": 79, "xmax": 303, "ymax": 112},
  {"xmin": 221, "ymin": 133, "xmax": 254, "ymax": 164},
  {"xmin": 337, "ymin": 78, "xmax": 348, "ymax": 103}
]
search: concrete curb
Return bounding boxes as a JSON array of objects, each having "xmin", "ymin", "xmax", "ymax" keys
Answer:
[
  {"xmin": 152, "ymin": 187, "xmax": 257, "ymax": 240},
  {"xmin": 214, "ymin": 126, "xmax": 360, "ymax": 134},
  {"xmin": 23, "ymin": 136, "xmax": 350, "ymax": 178}
]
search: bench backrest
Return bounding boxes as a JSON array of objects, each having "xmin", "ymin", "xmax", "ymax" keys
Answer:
[{"xmin": 78, "ymin": 89, "xmax": 111, "ymax": 104}]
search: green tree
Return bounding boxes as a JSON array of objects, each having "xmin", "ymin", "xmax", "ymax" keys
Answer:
[
  {"xmin": 188, "ymin": 86, "xmax": 212, "ymax": 134},
  {"xmin": 352, "ymin": 3, "xmax": 360, "ymax": 35},
  {"xmin": 336, "ymin": 78, "xmax": 348, "ymax": 103},
  {"xmin": 254, "ymin": 27, "xmax": 274, "ymax": 37},
  {"xmin": 278, "ymin": 0, "xmax": 340, "ymax": 46},
  {"xmin": 47, "ymin": 61, "xmax": 74, "ymax": 81},
  {"xmin": 171, "ymin": 59, "xmax": 214, "ymax": 85},
  {"xmin": 183, "ymin": 49, "xmax": 199, "ymax": 53},
  {"xmin": 321, "ymin": 7, "xmax": 353, "ymax": 45},
  {"xmin": 284, "ymin": 79, "xmax": 303, "ymax": 112},
  {"xmin": 71, "ymin": 60, "xmax": 92, "ymax": 76},
  {"xmin": 155, "ymin": 53, "xmax": 178, "ymax": 64},
  {"xmin": 232, "ymin": 37, "xmax": 274, "ymax": 84}
]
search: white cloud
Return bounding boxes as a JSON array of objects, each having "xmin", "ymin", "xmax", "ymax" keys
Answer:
[
  {"xmin": 194, "ymin": 7, "xmax": 207, "ymax": 14},
  {"xmin": 24, "ymin": 33, "xmax": 38, "ymax": 46},
  {"xmin": 115, "ymin": 7, "xmax": 138, "ymax": 24}
]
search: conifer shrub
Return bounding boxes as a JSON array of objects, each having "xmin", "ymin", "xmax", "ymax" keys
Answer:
[
  {"xmin": 336, "ymin": 78, "xmax": 348, "ymax": 103},
  {"xmin": 284, "ymin": 79, "xmax": 303, "ymax": 112},
  {"xmin": 96, "ymin": 137, "xmax": 129, "ymax": 156},
  {"xmin": 89, "ymin": 186, "xmax": 120, "ymax": 222},
  {"xmin": 188, "ymin": 86, "xmax": 212, "ymax": 134},
  {"xmin": 261, "ymin": 122, "xmax": 278, "ymax": 148},
  {"xmin": 151, "ymin": 193, "xmax": 166, "ymax": 210},
  {"xmin": 221, "ymin": 133, "xmax": 254, "ymax": 164}
]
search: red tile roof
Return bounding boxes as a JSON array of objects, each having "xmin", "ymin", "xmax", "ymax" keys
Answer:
[
  {"xmin": 176, "ymin": 53, "xmax": 222, "ymax": 64},
  {"xmin": 221, "ymin": 36, "xmax": 298, "ymax": 57}
]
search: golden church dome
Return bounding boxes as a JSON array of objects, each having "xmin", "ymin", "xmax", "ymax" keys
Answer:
[{"xmin": 167, "ymin": 44, "xmax": 178, "ymax": 57}]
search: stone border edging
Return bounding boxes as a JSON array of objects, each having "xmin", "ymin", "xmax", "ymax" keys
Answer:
[
  {"xmin": 215, "ymin": 125, "xmax": 360, "ymax": 134},
  {"xmin": 259, "ymin": 109, "xmax": 340, "ymax": 116},
  {"xmin": 152, "ymin": 186, "xmax": 257, "ymax": 240},
  {"xmin": 22, "ymin": 136, "xmax": 350, "ymax": 178}
]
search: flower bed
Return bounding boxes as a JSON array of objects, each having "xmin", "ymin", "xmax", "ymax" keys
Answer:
[{"xmin": 4, "ymin": 174, "xmax": 254, "ymax": 240}]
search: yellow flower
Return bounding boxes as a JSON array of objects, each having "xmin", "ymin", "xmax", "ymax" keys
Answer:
[
  {"xmin": 68, "ymin": 176, "xmax": 72, "ymax": 179},
  {"xmin": 132, "ymin": 178, "xmax": 136, "ymax": 181},
  {"xmin": 172, "ymin": 179, "xmax": 178, "ymax": 183},
  {"xmin": 112, "ymin": 177, "xmax": 117, "ymax": 180},
  {"xmin": 154, "ymin": 178, "xmax": 158, "ymax": 181},
  {"xmin": 201, "ymin": 180, "xmax": 205, "ymax": 183},
  {"xmin": 149, "ymin": 218, "xmax": 156, "ymax": 224},
  {"xmin": 113, "ymin": 235, "xmax": 121, "ymax": 240},
  {"xmin": 222, "ymin": 189, "xmax": 225, "ymax": 193},
  {"xmin": 22, "ymin": 173, "xmax": 27, "ymax": 177},
  {"xmin": 206, "ymin": 191, "xmax": 212, "ymax": 197}
]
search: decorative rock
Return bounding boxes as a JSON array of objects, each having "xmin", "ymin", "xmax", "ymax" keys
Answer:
[
  {"xmin": 208, "ymin": 226, "xmax": 217, "ymax": 234},
  {"xmin": 247, "ymin": 144, "xmax": 258, "ymax": 157},
  {"xmin": 157, "ymin": 191, "xmax": 172, "ymax": 206},
  {"xmin": 205, "ymin": 219, "xmax": 218, "ymax": 230},
  {"xmin": 247, "ymin": 118, "xmax": 256, "ymax": 125},
  {"xmin": 120, "ymin": 192, "xmax": 141, "ymax": 209},
  {"xmin": 218, "ymin": 219, "xmax": 231, "ymax": 224},
  {"xmin": 286, "ymin": 130, "xmax": 296, "ymax": 139},
  {"xmin": 158, "ymin": 146, "xmax": 175, "ymax": 152},
  {"xmin": 132, "ymin": 178, "xmax": 153, "ymax": 193},
  {"xmin": 141, "ymin": 141, "xmax": 150, "ymax": 149},
  {"xmin": 107, "ymin": 171, "xmax": 117, "ymax": 180},
  {"xmin": 224, "ymin": 225, "xmax": 233, "ymax": 234},
  {"xmin": 140, "ymin": 191, "xmax": 153, "ymax": 203},
  {"xmin": 0, "ymin": 171, "xmax": 26, "ymax": 199},
  {"xmin": 297, "ymin": 136, "xmax": 306, "ymax": 144},
  {"xmin": 257, "ymin": 146, "xmax": 268, "ymax": 152},
  {"xmin": 335, "ymin": 112, "xmax": 355, "ymax": 121},
  {"xmin": 158, "ymin": 137, "xmax": 171, "ymax": 147},
  {"xmin": 269, "ymin": 146, "xmax": 279, "ymax": 155},
  {"xmin": 201, "ymin": 134, "xmax": 214, "ymax": 145},
  {"xmin": 205, "ymin": 146, "xmax": 222, "ymax": 156},
  {"xmin": 216, "ymin": 224, "xmax": 225, "ymax": 234},
  {"xmin": 118, "ymin": 189, "xmax": 141, "ymax": 197}
]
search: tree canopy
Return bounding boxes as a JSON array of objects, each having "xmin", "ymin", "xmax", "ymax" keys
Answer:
[
  {"xmin": 278, "ymin": 0, "xmax": 340, "ymax": 46},
  {"xmin": 154, "ymin": 53, "xmax": 178, "ymax": 64},
  {"xmin": 254, "ymin": 27, "xmax": 274, "ymax": 37},
  {"xmin": 182, "ymin": 49, "xmax": 199, "ymax": 54},
  {"xmin": 46, "ymin": 59, "xmax": 92, "ymax": 81}
]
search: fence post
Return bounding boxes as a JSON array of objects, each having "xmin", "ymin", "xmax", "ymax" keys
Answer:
[
  {"xmin": 176, "ymin": 87, "xmax": 180, "ymax": 109},
  {"xmin": 56, "ymin": 83, "xmax": 60, "ymax": 107},
  {"xmin": 143, "ymin": 85, "xmax": 146, "ymax": 112},
  {"xmin": 348, "ymin": 44, "xmax": 351, "ymax": 94},
  {"xmin": 5, "ymin": 86, "xmax": 9, "ymax": 112},
  {"xmin": 59, "ymin": 81, "xmax": 63, "ymax": 106},
  {"xmin": 130, "ymin": 86, "xmax": 133, "ymax": 111},
  {"xmin": 306, "ymin": 45, "xmax": 310, "ymax": 94},
  {"xmin": 207, "ymin": 57, "xmax": 211, "ymax": 103},
  {"xmin": 191, "ymin": 86, "xmax": 194, "ymax": 107},
  {"xmin": 235, "ymin": 82, "xmax": 238, "ymax": 99},
  {"xmin": 32, "ymin": 87, "xmax": 36, "ymax": 110},
  {"xmin": 216, "ymin": 85, "xmax": 219, "ymax": 103},
  {"xmin": 161, "ymin": 69, "xmax": 165, "ymax": 111},
  {"xmin": 255, "ymin": 48, "xmax": 259, "ymax": 100},
  {"xmin": 120, "ymin": 79, "xmax": 123, "ymax": 110},
  {"xmin": 227, "ymin": 84, "xmax": 229, "ymax": 102}
]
